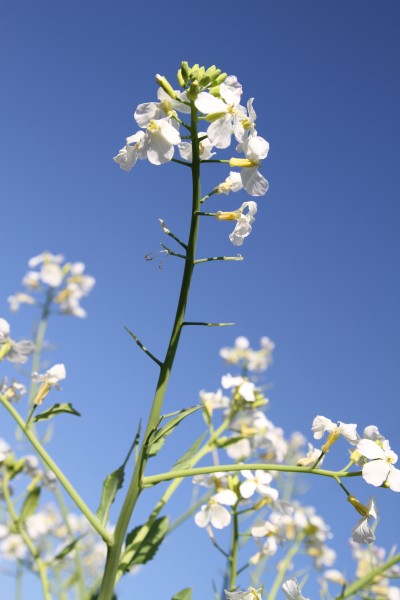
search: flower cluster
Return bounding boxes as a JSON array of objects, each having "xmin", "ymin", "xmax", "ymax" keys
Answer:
[
  {"xmin": 8, "ymin": 252, "xmax": 95, "ymax": 318},
  {"xmin": 114, "ymin": 62, "xmax": 270, "ymax": 247}
]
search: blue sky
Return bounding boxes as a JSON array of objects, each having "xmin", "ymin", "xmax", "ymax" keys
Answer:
[{"xmin": 1, "ymin": 1, "xmax": 400, "ymax": 598}]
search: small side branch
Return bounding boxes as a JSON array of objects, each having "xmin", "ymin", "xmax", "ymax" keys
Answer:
[
  {"xmin": 125, "ymin": 327, "xmax": 163, "ymax": 368},
  {"xmin": 182, "ymin": 322, "xmax": 235, "ymax": 327},
  {"xmin": 159, "ymin": 219, "xmax": 188, "ymax": 250},
  {"xmin": 171, "ymin": 158, "xmax": 192, "ymax": 167},
  {"xmin": 160, "ymin": 243, "xmax": 187, "ymax": 260},
  {"xmin": 195, "ymin": 255, "xmax": 244, "ymax": 265}
]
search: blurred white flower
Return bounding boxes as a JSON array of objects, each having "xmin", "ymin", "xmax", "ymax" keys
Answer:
[
  {"xmin": 7, "ymin": 292, "xmax": 36, "ymax": 312},
  {"xmin": 240, "ymin": 470, "xmax": 279, "ymax": 500},
  {"xmin": 282, "ymin": 578, "xmax": 310, "ymax": 600},
  {"xmin": 0, "ymin": 318, "xmax": 34, "ymax": 364},
  {"xmin": 225, "ymin": 588, "xmax": 262, "ymax": 600},
  {"xmin": 194, "ymin": 490, "xmax": 237, "ymax": 530}
]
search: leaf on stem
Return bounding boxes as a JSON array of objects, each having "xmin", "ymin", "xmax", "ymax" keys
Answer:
[
  {"xmin": 172, "ymin": 433, "xmax": 206, "ymax": 471},
  {"xmin": 119, "ymin": 516, "xmax": 169, "ymax": 573},
  {"xmin": 172, "ymin": 589, "xmax": 192, "ymax": 600},
  {"xmin": 145, "ymin": 405, "xmax": 201, "ymax": 459},
  {"xmin": 20, "ymin": 486, "xmax": 41, "ymax": 522},
  {"xmin": 33, "ymin": 403, "xmax": 81, "ymax": 422},
  {"xmin": 53, "ymin": 535, "xmax": 84, "ymax": 561},
  {"xmin": 96, "ymin": 422, "xmax": 141, "ymax": 526}
]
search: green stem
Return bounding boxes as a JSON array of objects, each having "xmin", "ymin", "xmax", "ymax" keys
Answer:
[
  {"xmin": 267, "ymin": 534, "xmax": 305, "ymax": 600},
  {"xmin": 142, "ymin": 463, "xmax": 363, "ymax": 486},
  {"xmin": 228, "ymin": 508, "xmax": 239, "ymax": 590},
  {"xmin": 54, "ymin": 487, "xmax": 87, "ymax": 599},
  {"xmin": 2, "ymin": 474, "xmax": 52, "ymax": 600},
  {"xmin": 0, "ymin": 393, "xmax": 112, "ymax": 544},
  {"xmin": 15, "ymin": 562, "xmax": 23, "ymax": 600},
  {"xmin": 97, "ymin": 99, "xmax": 202, "ymax": 600},
  {"xmin": 335, "ymin": 552, "xmax": 400, "ymax": 599}
]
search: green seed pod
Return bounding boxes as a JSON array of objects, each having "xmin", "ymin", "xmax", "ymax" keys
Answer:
[
  {"xmin": 177, "ymin": 69, "xmax": 185, "ymax": 87},
  {"xmin": 215, "ymin": 72, "xmax": 227, "ymax": 85}
]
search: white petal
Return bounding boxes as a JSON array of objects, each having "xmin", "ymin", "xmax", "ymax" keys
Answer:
[
  {"xmin": 159, "ymin": 120, "xmax": 181, "ymax": 145},
  {"xmin": 338, "ymin": 422, "xmax": 359, "ymax": 444},
  {"xmin": 362, "ymin": 459, "xmax": 389, "ymax": 486},
  {"xmin": 352, "ymin": 517, "xmax": 375, "ymax": 544},
  {"xmin": 134, "ymin": 102, "xmax": 159, "ymax": 128},
  {"xmin": 177, "ymin": 142, "xmax": 192, "ymax": 161},
  {"xmin": 240, "ymin": 168, "xmax": 269, "ymax": 197},
  {"xmin": 0, "ymin": 319, "xmax": 10, "ymax": 338},
  {"xmin": 207, "ymin": 115, "xmax": 233, "ymax": 149},
  {"xmin": 210, "ymin": 504, "xmax": 231, "ymax": 529},
  {"xmin": 245, "ymin": 136, "xmax": 269, "ymax": 161},
  {"xmin": 387, "ymin": 466, "xmax": 400, "ymax": 492},
  {"xmin": 214, "ymin": 489, "xmax": 237, "ymax": 506},
  {"xmin": 220, "ymin": 76, "xmax": 243, "ymax": 106},
  {"xmin": 240, "ymin": 480, "xmax": 257, "ymax": 499},
  {"xmin": 311, "ymin": 416, "xmax": 335, "ymax": 439},
  {"xmin": 194, "ymin": 506, "xmax": 210, "ymax": 528},
  {"xmin": 357, "ymin": 439, "xmax": 386, "ymax": 460},
  {"xmin": 195, "ymin": 92, "xmax": 226, "ymax": 115}
]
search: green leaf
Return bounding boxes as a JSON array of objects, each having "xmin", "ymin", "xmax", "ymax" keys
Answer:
[
  {"xmin": 96, "ymin": 465, "xmax": 125, "ymax": 527},
  {"xmin": 53, "ymin": 535, "xmax": 84, "ymax": 561},
  {"xmin": 172, "ymin": 433, "xmax": 206, "ymax": 471},
  {"xmin": 33, "ymin": 403, "xmax": 81, "ymax": 422},
  {"xmin": 119, "ymin": 516, "xmax": 169, "ymax": 574},
  {"xmin": 145, "ymin": 405, "xmax": 201, "ymax": 458},
  {"xmin": 96, "ymin": 422, "xmax": 141, "ymax": 526},
  {"xmin": 20, "ymin": 486, "xmax": 41, "ymax": 522},
  {"xmin": 172, "ymin": 589, "xmax": 192, "ymax": 600},
  {"xmin": 215, "ymin": 435, "xmax": 245, "ymax": 449}
]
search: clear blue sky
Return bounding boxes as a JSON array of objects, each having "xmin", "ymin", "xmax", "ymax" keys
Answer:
[{"xmin": 1, "ymin": 1, "xmax": 399, "ymax": 598}]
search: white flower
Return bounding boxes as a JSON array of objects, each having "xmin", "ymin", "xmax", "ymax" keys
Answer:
[
  {"xmin": 113, "ymin": 131, "xmax": 145, "ymax": 171},
  {"xmin": 134, "ymin": 87, "xmax": 190, "ymax": 129},
  {"xmin": 221, "ymin": 373, "xmax": 256, "ymax": 401},
  {"xmin": 228, "ymin": 201, "xmax": 258, "ymax": 246},
  {"xmin": 323, "ymin": 569, "xmax": 346, "ymax": 586},
  {"xmin": 0, "ymin": 534, "xmax": 27, "ymax": 561},
  {"xmin": 199, "ymin": 389, "xmax": 230, "ymax": 414},
  {"xmin": 225, "ymin": 587, "xmax": 262, "ymax": 600},
  {"xmin": 297, "ymin": 443, "xmax": 323, "ymax": 467},
  {"xmin": 215, "ymin": 172, "xmax": 244, "ymax": 195},
  {"xmin": 32, "ymin": 364, "xmax": 66, "ymax": 387},
  {"xmin": 226, "ymin": 438, "xmax": 252, "ymax": 461},
  {"xmin": 0, "ymin": 318, "xmax": 34, "ymax": 364},
  {"xmin": 282, "ymin": 578, "xmax": 310, "ymax": 600},
  {"xmin": 178, "ymin": 133, "xmax": 215, "ymax": 161},
  {"xmin": 39, "ymin": 262, "xmax": 64, "ymax": 287},
  {"xmin": 0, "ymin": 439, "xmax": 11, "ymax": 463},
  {"xmin": 237, "ymin": 134, "xmax": 269, "ymax": 197},
  {"xmin": 240, "ymin": 470, "xmax": 279, "ymax": 500},
  {"xmin": 357, "ymin": 439, "xmax": 400, "ymax": 491},
  {"xmin": 234, "ymin": 98, "xmax": 257, "ymax": 143},
  {"xmin": 249, "ymin": 536, "xmax": 278, "ymax": 564},
  {"xmin": 28, "ymin": 252, "xmax": 64, "ymax": 268},
  {"xmin": 195, "ymin": 76, "xmax": 246, "ymax": 149},
  {"xmin": 7, "ymin": 292, "xmax": 36, "ymax": 312},
  {"xmin": 32, "ymin": 364, "xmax": 66, "ymax": 405},
  {"xmin": 194, "ymin": 490, "xmax": 237, "ymax": 530},
  {"xmin": 0, "ymin": 378, "xmax": 27, "ymax": 402},
  {"xmin": 22, "ymin": 270, "xmax": 41, "ymax": 289},
  {"xmin": 140, "ymin": 117, "xmax": 181, "ymax": 165},
  {"xmin": 351, "ymin": 498, "xmax": 377, "ymax": 544},
  {"xmin": 312, "ymin": 415, "xmax": 358, "ymax": 444}
]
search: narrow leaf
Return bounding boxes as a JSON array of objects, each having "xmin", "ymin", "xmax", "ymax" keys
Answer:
[
  {"xmin": 146, "ymin": 405, "xmax": 201, "ymax": 458},
  {"xmin": 53, "ymin": 535, "xmax": 83, "ymax": 561},
  {"xmin": 96, "ymin": 422, "xmax": 141, "ymax": 525},
  {"xmin": 20, "ymin": 486, "xmax": 41, "ymax": 522},
  {"xmin": 172, "ymin": 433, "xmax": 206, "ymax": 471},
  {"xmin": 172, "ymin": 589, "xmax": 192, "ymax": 600},
  {"xmin": 33, "ymin": 403, "xmax": 81, "ymax": 422},
  {"xmin": 119, "ymin": 516, "xmax": 169, "ymax": 574}
]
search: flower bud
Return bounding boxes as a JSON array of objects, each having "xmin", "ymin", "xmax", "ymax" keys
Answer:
[
  {"xmin": 181, "ymin": 61, "xmax": 190, "ymax": 81},
  {"xmin": 205, "ymin": 65, "xmax": 217, "ymax": 78},
  {"xmin": 210, "ymin": 68, "xmax": 221, "ymax": 81},
  {"xmin": 209, "ymin": 85, "xmax": 221, "ymax": 97},
  {"xmin": 177, "ymin": 69, "xmax": 185, "ymax": 87},
  {"xmin": 216, "ymin": 210, "xmax": 241, "ymax": 221},
  {"xmin": 321, "ymin": 429, "xmax": 340, "ymax": 453},
  {"xmin": 199, "ymin": 75, "xmax": 211, "ymax": 87},
  {"xmin": 155, "ymin": 74, "xmax": 177, "ymax": 100},
  {"xmin": 229, "ymin": 158, "xmax": 254, "ymax": 168},
  {"xmin": 215, "ymin": 72, "xmax": 227, "ymax": 85},
  {"xmin": 347, "ymin": 494, "xmax": 370, "ymax": 519},
  {"xmin": 186, "ymin": 80, "xmax": 200, "ymax": 101}
]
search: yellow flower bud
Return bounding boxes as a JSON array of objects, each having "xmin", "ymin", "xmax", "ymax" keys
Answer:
[
  {"xmin": 347, "ymin": 494, "xmax": 370, "ymax": 519},
  {"xmin": 321, "ymin": 428, "xmax": 341, "ymax": 453},
  {"xmin": 177, "ymin": 69, "xmax": 185, "ymax": 87},
  {"xmin": 215, "ymin": 72, "xmax": 227, "ymax": 85},
  {"xmin": 155, "ymin": 74, "xmax": 177, "ymax": 100},
  {"xmin": 181, "ymin": 61, "xmax": 190, "ymax": 81}
]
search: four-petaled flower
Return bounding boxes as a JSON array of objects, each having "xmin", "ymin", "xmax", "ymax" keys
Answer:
[{"xmin": 357, "ymin": 439, "xmax": 400, "ymax": 492}]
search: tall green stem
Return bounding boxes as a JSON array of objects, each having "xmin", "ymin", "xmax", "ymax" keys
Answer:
[
  {"xmin": 2, "ymin": 474, "xmax": 52, "ymax": 600},
  {"xmin": 228, "ymin": 508, "xmax": 239, "ymax": 590},
  {"xmin": 97, "ymin": 100, "xmax": 201, "ymax": 600},
  {"xmin": 267, "ymin": 534, "xmax": 305, "ymax": 600}
]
